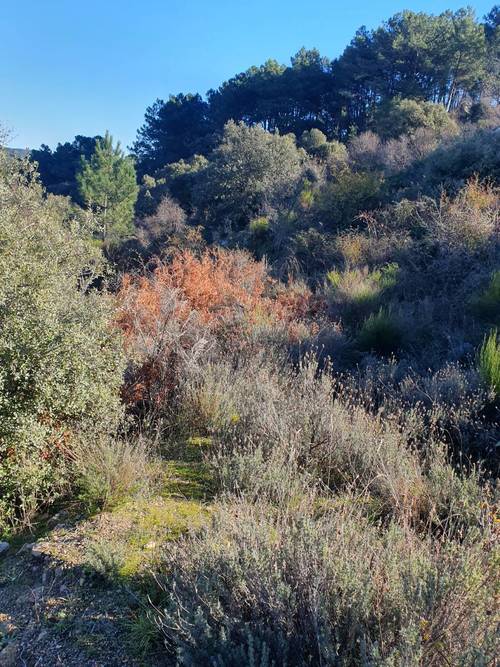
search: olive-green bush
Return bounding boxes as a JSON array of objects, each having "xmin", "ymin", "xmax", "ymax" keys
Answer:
[{"xmin": 0, "ymin": 152, "xmax": 125, "ymax": 531}]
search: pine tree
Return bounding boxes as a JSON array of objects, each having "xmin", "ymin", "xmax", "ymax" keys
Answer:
[{"xmin": 78, "ymin": 132, "xmax": 138, "ymax": 244}]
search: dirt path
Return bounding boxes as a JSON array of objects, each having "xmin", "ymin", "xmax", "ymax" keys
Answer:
[
  {"xmin": 0, "ymin": 520, "xmax": 144, "ymax": 666},
  {"xmin": 0, "ymin": 460, "xmax": 212, "ymax": 666}
]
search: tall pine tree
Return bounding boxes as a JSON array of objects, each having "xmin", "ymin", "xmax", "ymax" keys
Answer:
[{"xmin": 78, "ymin": 132, "xmax": 138, "ymax": 245}]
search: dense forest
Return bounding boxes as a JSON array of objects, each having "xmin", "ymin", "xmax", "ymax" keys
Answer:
[{"xmin": 1, "ymin": 6, "xmax": 500, "ymax": 666}]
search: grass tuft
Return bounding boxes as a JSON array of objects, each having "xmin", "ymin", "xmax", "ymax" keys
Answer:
[{"xmin": 478, "ymin": 329, "xmax": 500, "ymax": 397}]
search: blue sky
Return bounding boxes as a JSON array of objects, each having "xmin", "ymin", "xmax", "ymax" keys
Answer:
[{"xmin": 1, "ymin": 0, "xmax": 493, "ymax": 149}]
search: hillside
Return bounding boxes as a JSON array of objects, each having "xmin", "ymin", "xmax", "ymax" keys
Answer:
[
  {"xmin": 5, "ymin": 148, "xmax": 29, "ymax": 159},
  {"xmin": 1, "ymin": 5, "xmax": 499, "ymax": 666}
]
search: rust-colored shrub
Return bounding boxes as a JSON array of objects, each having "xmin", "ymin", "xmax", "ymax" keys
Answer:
[{"xmin": 117, "ymin": 249, "xmax": 324, "ymax": 409}]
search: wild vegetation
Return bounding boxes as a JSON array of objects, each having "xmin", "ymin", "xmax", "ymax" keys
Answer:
[{"xmin": 1, "ymin": 5, "xmax": 499, "ymax": 666}]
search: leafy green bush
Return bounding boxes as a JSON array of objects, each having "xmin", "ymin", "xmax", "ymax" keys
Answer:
[
  {"xmin": 357, "ymin": 308, "xmax": 404, "ymax": 355},
  {"xmin": 478, "ymin": 330, "xmax": 500, "ymax": 397},
  {"xmin": 374, "ymin": 98, "xmax": 457, "ymax": 140},
  {"xmin": 315, "ymin": 169, "xmax": 383, "ymax": 231},
  {"xmin": 0, "ymin": 152, "xmax": 125, "ymax": 531},
  {"xmin": 300, "ymin": 129, "xmax": 348, "ymax": 170},
  {"xmin": 194, "ymin": 121, "xmax": 304, "ymax": 231}
]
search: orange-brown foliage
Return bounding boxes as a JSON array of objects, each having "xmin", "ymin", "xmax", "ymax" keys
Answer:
[{"xmin": 117, "ymin": 249, "xmax": 325, "ymax": 407}]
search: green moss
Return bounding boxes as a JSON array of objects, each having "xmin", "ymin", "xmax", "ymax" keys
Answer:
[
  {"xmin": 112, "ymin": 496, "xmax": 209, "ymax": 578},
  {"xmin": 83, "ymin": 460, "xmax": 213, "ymax": 580},
  {"xmin": 163, "ymin": 460, "xmax": 215, "ymax": 501}
]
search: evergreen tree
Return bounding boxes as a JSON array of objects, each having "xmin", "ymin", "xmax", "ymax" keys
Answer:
[
  {"xmin": 78, "ymin": 132, "xmax": 138, "ymax": 244},
  {"xmin": 30, "ymin": 135, "xmax": 102, "ymax": 202},
  {"xmin": 131, "ymin": 94, "xmax": 214, "ymax": 175}
]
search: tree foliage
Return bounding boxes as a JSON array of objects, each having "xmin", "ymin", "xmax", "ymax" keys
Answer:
[
  {"xmin": 194, "ymin": 121, "xmax": 304, "ymax": 232},
  {"xmin": 131, "ymin": 94, "xmax": 214, "ymax": 175},
  {"xmin": 131, "ymin": 8, "xmax": 492, "ymax": 173},
  {"xmin": 0, "ymin": 151, "xmax": 125, "ymax": 529},
  {"xmin": 30, "ymin": 135, "xmax": 102, "ymax": 202},
  {"xmin": 373, "ymin": 98, "xmax": 457, "ymax": 140},
  {"xmin": 78, "ymin": 132, "xmax": 139, "ymax": 244}
]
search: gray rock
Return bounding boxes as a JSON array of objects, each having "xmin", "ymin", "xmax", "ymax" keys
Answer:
[
  {"xmin": 0, "ymin": 542, "xmax": 9, "ymax": 556},
  {"xmin": 30, "ymin": 543, "xmax": 45, "ymax": 559}
]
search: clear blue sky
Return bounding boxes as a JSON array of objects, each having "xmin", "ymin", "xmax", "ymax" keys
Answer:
[{"xmin": 1, "ymin": 0, "xmax": 493, "ymax": 150}]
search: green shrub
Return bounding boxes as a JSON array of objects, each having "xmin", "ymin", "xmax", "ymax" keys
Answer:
[
  {"xmin": 374, "ymin": 98, "xmax": 458, "ymax": 140},
  {"xmin": 403, "ymin": 128, "xmax": 500, "ymax": 195},
  {"xmin": 315, "ymin": 169, "xmax": 383, "ymax": 231},
  {"xmin": 178, "ymin": 352, "xmax": 487, "ymax": 527},
  {"xmin": 249, "ymin": 216, "xmax": 270, "ymax": 235},
  {"xmin": 357, "ymin": 308, "xmax": 404, "ymax": 355},
  {"xmin": 478, "ymin": 329, "xmax": 500, "ymax": 397},
  {"xmin": 327, "ymin": 264, "xmax": 399, "ymax": 324},
  {"xmin": 300, "ymin": 129, "xmax": 348, "ymax": 169},
  {"xmin": 0, "ymin": 152, "xmax": 125, "ymax": 532},
  {"xmin": 472, "ymin": 271, "xmax": 500, "ymax": 325}
]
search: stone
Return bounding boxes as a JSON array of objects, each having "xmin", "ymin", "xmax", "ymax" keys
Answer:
[
  {"xmin": 0, "ymin": 542, "xmax": 9, "ymax": 556},
  {"xmin": 30, "ymin": 543, "xmax": 45, "ymax": 559},
  {"xmin": 47, "ymin": 510, "xmax": 69, "ymax": 529}
]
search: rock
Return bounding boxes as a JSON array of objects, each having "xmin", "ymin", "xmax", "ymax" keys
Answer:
[
  {"xmin": 48, "ymin": 510, "xmax": 69, "ymax": 527},
  {"xmin": 0, "ymin": 642, "xmax": 18, "ymax": 667},
  {"xmin": 0, "ymin": 542, "xmax": 9, "ymax": 556},
  {"xmin": 30, "ymin": 543, "xmax": 45, "ymax": 559}
]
